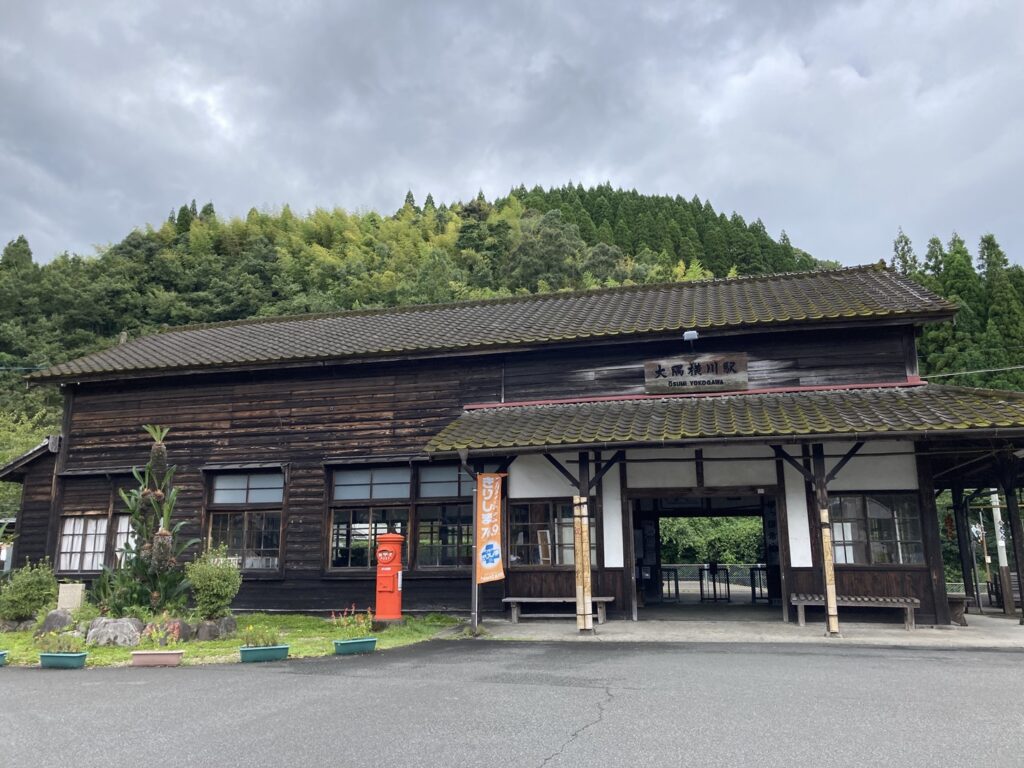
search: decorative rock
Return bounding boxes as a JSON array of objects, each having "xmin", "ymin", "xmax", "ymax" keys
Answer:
[
  {"xmin": 218, "ymin": 615, "xmax": 237, "ymax": 637},
  {"xmin": 194, "ymin": 620, "xmax": 220, "ymax": 642},
  {"xmin": 0, "ymin": 619, "xmax": 18, "ymax": 633},
  {"xmin": 16, "ymin": 619, "xmax": 36, "ymax": 632},
  {"xmin": 194, "ymin": 616, "xmax": 237, "ymax": 642},
  {"xmin": 86, "ymin": 617, "xmax": 143, "ymax": 647},
  {"xmin": 35, "ymin": 608, "xmax": 73, "ymax": 637},
  {"xmin": 166, "ymin": 618, "xmax": 192, "ymax": 643}
]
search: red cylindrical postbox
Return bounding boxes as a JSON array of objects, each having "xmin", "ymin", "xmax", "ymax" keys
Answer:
[{"xmin": 375, "ymin": 533, "xmax": 404, "ymax": 621}]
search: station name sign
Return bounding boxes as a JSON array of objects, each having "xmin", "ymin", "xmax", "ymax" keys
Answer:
[{"xmin": 643, "ymin": 353, "xmax": 749, "ymax": 394}]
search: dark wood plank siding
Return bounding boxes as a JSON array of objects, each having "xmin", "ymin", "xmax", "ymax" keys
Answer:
[
  {"xmin": 38, "ymin": 323, "xmax": 916, "ymax": 612},
  {"xmin": 56, "ymin": 359, "xmax": 504, "ymax": 610},
  {"xmin": 65, "ymin": 359, "xmax": 502, "ymax": 471},
  {"xmin": 61, "ymin": 477, "xmax": 112, "ymax": 514},
  {"xmin": 505, "ymin": 569, "xmax": 626, "ymax": 614},
  {"xmin": 10, "ymin": 454, "xmax": 57, "ymax": 566},
  {"xmin": 235, "ymin": 576, "xmax": 507, "ymax": 614},
  {"xmin": 501, "ymin": 326, "xmax": 911, "ymax": 402}
]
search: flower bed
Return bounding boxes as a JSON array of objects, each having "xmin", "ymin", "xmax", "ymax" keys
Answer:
[{"xmin": 0, "ymin": 613, "xmax": 457, "ymax": 667}]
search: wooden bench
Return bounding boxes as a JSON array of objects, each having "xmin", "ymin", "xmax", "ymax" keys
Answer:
[
  {"xmin": 790, "ymin": 593, "xmax": 920, "ymax": 630},
  {"xmin": 503, "ymin": 596, "xmax": 614, "ymax": 625}
]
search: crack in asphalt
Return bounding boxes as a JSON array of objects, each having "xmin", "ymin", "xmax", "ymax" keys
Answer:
[{"xmin": 536, "ymin": 684, "xmax": 615, "ymax": 768}]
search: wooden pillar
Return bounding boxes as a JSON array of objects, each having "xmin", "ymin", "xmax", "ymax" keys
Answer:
[
  {"xmin": 574, "ymin": 452, "xmax": 594, "ymax": 634},
  {"xmin": 619, "ymin": 460, "xmax": 639, "ymax": 621},
  {"xmin": 811, "ymin": 443, "xmax": 840, "ymax": 636},
  {"xmin": 998, "ymin": 456, "xmax": 1024, "ymax": 625},
  {"xmin": 775, "ymin": 457, "xmax": 793, "ymax": 623},
  {"xmin": 951, "ymin": 487, "xmax": 976, "ymax": 601}
]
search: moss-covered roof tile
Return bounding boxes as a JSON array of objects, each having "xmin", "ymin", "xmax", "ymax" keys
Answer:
[
  {"xmin": 31, "ymin": 265, "xmax": 954, "ymax": 383},
  {"xmin": 425, "ymin": 385, "xmax": 1024, "ymax": 453}
]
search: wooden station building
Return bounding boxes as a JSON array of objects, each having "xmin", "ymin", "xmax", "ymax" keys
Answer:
[{"xmin": 5, "ymin": 264, "xmax": 1024, "ymax": 629}]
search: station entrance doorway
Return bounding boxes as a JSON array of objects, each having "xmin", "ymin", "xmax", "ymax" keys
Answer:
[{"xmin": 632, "ymin": 492, "xmax": 784, "ymax": 619}]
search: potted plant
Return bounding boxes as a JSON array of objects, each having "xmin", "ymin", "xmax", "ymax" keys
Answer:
[
  {"xmin": 132, "ymin": 616, "xmax": 185, "ymax": 667},
  {"xmin": 239, "ymin": 625, "xmax": 288, "ymax": 663},
  {"xmin": 0, "ymin": 650, "xmax": 8, "ymax": 667},
  {"xmin": 37, "ymin": 632, "xmax": 88, "ymax": 669},
  {"xmin": 330, "ymin": 605, "xmax": 377, "ymax": 655}
]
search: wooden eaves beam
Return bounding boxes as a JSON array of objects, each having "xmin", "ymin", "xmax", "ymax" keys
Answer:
[{"xmin": 543, "ymin": 450, "xmax": 626, "ymax": 493}]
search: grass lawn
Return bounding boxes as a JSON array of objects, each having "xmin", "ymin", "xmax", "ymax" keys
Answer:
[{"xmin": 0, "ymin": 613, "xmax": 461, "ymax": 668}]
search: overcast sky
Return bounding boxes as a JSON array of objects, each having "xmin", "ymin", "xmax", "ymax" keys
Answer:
[{"xmin": 1, "ymin": 0, "xmax": 1021, "ymax": 267}]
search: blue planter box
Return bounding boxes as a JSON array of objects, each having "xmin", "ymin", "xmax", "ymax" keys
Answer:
[
  {"xmin": 333, "ymin": 638, "xmax": 377, "ymax": 655},
  {"xmin": 0, "ymin": 650, "xmax": 8, "ymax": 667},
  {"xmin": 39, "ymin": 652, "xmax": 87, "ymax": 669},
  {"xmin": 239, "ymin": 645, "xmax": 289, "ymax": 663}
]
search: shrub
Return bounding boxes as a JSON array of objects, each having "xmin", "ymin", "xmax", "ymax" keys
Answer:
[
  {"xmin": 240, "ymin": 625, "xmax": 281, "ymax": 648},
  {"xmin": 71, "ymin": 600, "xmax": 101, "ymax": 625},
  {"xmin": 0, "ymin": 560, "xmax": 58, "ymax": 621},
  {"xmin": 36, "ymin": 632, "xmax": 85, "ymax": 653},
  {"xmin": 185, "ymin": 546, "xmax": 242, "ymax": 619},
  {"xmin": 121, "ymin": 605, "xmax": 154, "ymax": 624}
]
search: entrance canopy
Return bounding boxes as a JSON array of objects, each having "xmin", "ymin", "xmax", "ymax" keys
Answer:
[{"xmin": 428, "ymin": 380, "xmax": 1024, "ymax": 632}]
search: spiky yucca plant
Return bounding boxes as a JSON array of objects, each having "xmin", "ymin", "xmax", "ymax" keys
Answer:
[
  {"xmin": 143, "ymin": 424, "xmax": 170, "ymax": 488},
  {"xmin": 91, "ymin": 426, "xmax": 198, "ymax": 615}
]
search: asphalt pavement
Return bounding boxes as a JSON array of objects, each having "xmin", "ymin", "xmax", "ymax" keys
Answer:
[{"xmin": 2, "ymin": 640, "xmax": 1021, "ymax": 768}]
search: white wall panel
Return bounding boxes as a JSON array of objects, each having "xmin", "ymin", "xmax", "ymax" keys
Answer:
[
  {"xmin": 507, "ymin": 453, "xmax": 578, "ymax": 499},
  {"xmin": 601, "ymin": 464, "xmax": 624, "ymax": 567},
  {"xmin": 827, "ymin": 441, "xmax": 918, "ymax": 491},
  {"xmin": 781, "ymin": 444, "xmax": 813, "ymax": 567},
  {"xmin": 625, "ymin": 448, "xmax": 697, "ymax": 488},
  {"xmin": 702, "ymin": 445, "xmax": 777, "ymax": 487}
]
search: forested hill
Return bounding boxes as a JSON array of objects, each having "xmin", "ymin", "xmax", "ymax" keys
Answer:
[
  {"xmin": 0, "ymin": 184, "xmax": 818, "ymax": 420},
  {"xmin": 0, "ymin": 183, "xmax": 1020, "ymax": 479}
]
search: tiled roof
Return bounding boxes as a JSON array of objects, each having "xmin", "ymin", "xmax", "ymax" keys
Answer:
[
  {"xmin": 0, "ymin": 440, "xmax": 56, "ymax": 482},
  {"xmin": 424, "ymin": 385, "xmax": 1024, "ymax": 453},
  {"xmin": 32, "ymin": 265, "xmax": 954, "ymax": 382}
]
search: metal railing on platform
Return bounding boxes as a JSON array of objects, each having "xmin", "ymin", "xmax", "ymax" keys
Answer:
[{"xmin": 661, "ymin": 563, "xmax": 768, "ymax": 603}]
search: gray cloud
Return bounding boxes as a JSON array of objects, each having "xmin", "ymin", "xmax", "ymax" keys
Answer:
[{"xmin": 1, "ymin": 0, "xmax": 1021, "ymax": 266}]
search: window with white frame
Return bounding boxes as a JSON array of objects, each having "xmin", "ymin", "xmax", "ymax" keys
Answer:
[
  {"xmin": 329, "ymin": 463, "xmax": 500, "ymax": 570},
  {"xmin": 333, "ymin": 467, "xmax": 411, "ymax": 501},
  {"xmin": 830, "ymin": 493, "xmax": 924, "ymax": 565},
  {"xmin": 113, "ymin": 514, "xmax": 133, "ymax": 565},
  {"xmin": 330, "ymin": 466, "xmax": 410, "ymax": 569},
  {"xmin": 509, "ymin": 500, "xmax": 596, "ymax": 567},
  {"xmin": 330, "ymin": 507, "xmax": 409, "ymax": 568},
  {"xmin": 417, "ymin": 465, "xmax": 476, "ymax": 498},
  {"xmin": 58, "ymin": 515, "xmax": 108, "ymax": 572},
  {"xmin": 416, "ymin": 503, "xmax": 472, "ymax": 567},
  {"xmin": 208, "ymin": 472, "xmax": 284, "ymax": 571}
]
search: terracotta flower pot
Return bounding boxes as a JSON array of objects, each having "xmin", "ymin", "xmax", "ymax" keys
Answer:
[{"xmin": 131, "ymin": 650, "xmax": 184, "ymax": 667}]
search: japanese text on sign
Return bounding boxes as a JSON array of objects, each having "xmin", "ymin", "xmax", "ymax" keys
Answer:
[
  {"xmin": 643, "ymin": 353, "xmax": 749, "ymax": 393},
  {"xmin": 475, "ymin": 473, "xmax": 505, "ymax": 585}
]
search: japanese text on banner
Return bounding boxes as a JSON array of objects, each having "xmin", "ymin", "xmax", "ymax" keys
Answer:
[{"xmin": 476, "ymin": 473, "xmax": 505, "ymax": 584}]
